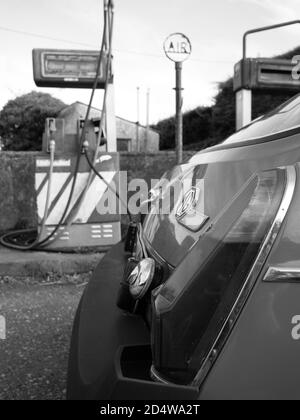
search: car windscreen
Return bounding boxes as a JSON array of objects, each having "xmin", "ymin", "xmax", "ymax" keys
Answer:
[{"xmin": 223, "ymin": 93, "xmax": 300, "ymax": 145}]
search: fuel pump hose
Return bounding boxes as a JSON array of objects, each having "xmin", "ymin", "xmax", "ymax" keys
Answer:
[{"xmin": 0, "ymin": 138, "xmax": 56, "ymax": 250}]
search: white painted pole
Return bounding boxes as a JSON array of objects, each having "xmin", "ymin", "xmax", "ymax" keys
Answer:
[
  {"xmin": 235, "ymin": 89, "xmax": 252, "ymax": 131},
  {"xmin": 105, "ymin": 83, "xmax": 117, "ymax": 151},
  {"xmin": 146, "ymin": 88, "xmax": 150, "ymax": 149}
]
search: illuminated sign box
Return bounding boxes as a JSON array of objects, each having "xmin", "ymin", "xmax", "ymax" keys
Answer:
[
  {"xmin": 32, "ymin": 49, "xmax": 110, "ymax": 88},
  {"xmin": 233, "ymin": 58, "xmax": 300, "ymax": 93}
]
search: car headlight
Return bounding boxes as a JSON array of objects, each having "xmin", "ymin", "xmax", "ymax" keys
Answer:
[{"xmin": 128, "ymin": 258, "xmax": 156, "ymax": 300}]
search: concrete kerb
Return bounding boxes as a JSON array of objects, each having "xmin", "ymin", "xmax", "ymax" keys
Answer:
[{"xmin": 0, "ymin": 246, "xmax": 104, "ymax": 279}]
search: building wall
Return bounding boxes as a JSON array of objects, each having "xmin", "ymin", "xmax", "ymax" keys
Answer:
[
  {"xmin": 0, "ymin": 152, "xmax": 37, "ymax": 232},
  {"xmin": 116, "ymin": 118, "xmax": 159, "ymax": 152},
  {"xmin": 0, "ymin": 151, "xmax": 195, "ymax": 233},
  {"xmin": 58, "ymin": 102, "xmax": 160, "ymax": 152},
  {"xmin": 120, "ymin": 151, "xmax": 194, "ymax": 184}
]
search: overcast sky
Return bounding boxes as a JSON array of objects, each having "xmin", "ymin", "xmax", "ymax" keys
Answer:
[{"xmin": 1, "ymin": 0, "xmax": 300, "ymax": 124}]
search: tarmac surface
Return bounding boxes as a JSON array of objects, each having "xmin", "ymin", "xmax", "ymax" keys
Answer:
[{"xmin": 0, "ymin": 277, "xmax": 87, "ymax": 400}]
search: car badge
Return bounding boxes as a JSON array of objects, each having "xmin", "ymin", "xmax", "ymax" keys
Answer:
[{"xmin": 176, "ymin": 187, "xmax": 209, "ymax": 232}]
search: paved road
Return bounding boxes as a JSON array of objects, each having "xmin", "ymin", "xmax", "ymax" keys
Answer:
[{"xmin": 0, "ymin": 281, "xmax": 84, "ymax": 400}]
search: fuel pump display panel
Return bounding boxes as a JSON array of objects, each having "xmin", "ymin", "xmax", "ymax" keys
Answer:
[
  {"xmin": 43, "ymin": 52, "xmax": 100, "ymax": 78},
  {"xmin": 33, "ymin": 49, "xmax": 109, "ymax": 88}
]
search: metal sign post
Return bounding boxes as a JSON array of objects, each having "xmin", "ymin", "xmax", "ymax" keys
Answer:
[
  {"xmin": 164, "ymin": 33, "xmax": 191, "ymax": 164},
  {"xmin": 175, "ymin": 61, "xmax": 183, "ymax": 163}
]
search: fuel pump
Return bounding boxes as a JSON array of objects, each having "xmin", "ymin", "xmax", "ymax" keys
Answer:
[
  {"xmin": 0, "ymin": 0, "xmax": 122, "ymax": 251},
  {"xmin": 234, "ymin": 20, "xmax": 300, "ymax": 131}
]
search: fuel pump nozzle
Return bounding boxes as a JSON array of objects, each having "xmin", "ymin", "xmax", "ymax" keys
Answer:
[
  {"xmin": 108, "ymin": 0, "xmax": 114, "ymax": 11},
  {"xmin": 48, "ymin": 118, "xmax": 56, "ymax": 134},
  {"xmin": 47, "ymin": 118, "xmax": 56, "ymax": 153}
]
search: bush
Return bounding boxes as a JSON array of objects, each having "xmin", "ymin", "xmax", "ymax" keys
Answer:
[
  {"xmin": 154, "ymin": 106, "xmax": 212, "ymax": 150},
  {"xmin": 183, "ymin": 106, "xmax": 212, "ymax": 146},
  {"xmin": 211, "ymin": 78, "xmax": 236, "ymax": 143},
  {"xmin": 153, "ymin": 116, "xmax": 176, "ymax": 150},
  {"xmin": 0, "ymin": 91, "xmax": 66, "ymax": 151}
]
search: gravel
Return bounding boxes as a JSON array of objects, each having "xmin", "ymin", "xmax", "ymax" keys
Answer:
[{"xmin": 0, "ymin": 277, "xmax": 86, "ymax": 400}]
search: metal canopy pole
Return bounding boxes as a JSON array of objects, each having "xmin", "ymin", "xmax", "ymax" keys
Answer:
[
  {"xmin": 243, "ymin": 20, "xmax": 300, "ymax": 60},
  {"xmin": 104, "ymin": 0, "xmax": 117, "ymax": 151}
]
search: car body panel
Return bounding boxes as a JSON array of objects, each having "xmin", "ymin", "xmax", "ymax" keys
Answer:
[
  {"xmin": 197, "ymin": 164, "xmax": 300, "ymax": 399},
  {"xmin": 198, "ymin": 280, "xmax": 300, "ymax": 400},
  {"xmin": 67, "ymin": 242, "xmax": 199, "ymax": 400},
  {"xmin": 67, "ymin": 243, "xmax": 150, "ymax": 399}
]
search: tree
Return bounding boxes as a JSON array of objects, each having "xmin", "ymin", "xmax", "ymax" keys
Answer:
[
  {"xmin": 153, "ymin": 116, "xmax": 175, "ymax": 150},
  {"xmin": 0, "ymin": 91, "xmax": 66, "ymax": 151},
  {"xmin": 153, "ymin": 106, "xmax": 213, "ymax": 150},
  {"xmin": 211, "ymin": 78, "xmax": 236, "ymax": 143},
  {"xmin": 183, "ymin": 106, "xmax": 212, "ymax": 149}
]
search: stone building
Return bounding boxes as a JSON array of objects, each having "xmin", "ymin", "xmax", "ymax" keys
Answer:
[{"xmin": 58, "ymin": 102, "xmax": 160, "ymax": 152}]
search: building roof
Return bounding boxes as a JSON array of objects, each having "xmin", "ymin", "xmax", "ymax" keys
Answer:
[{"xmin": 60, "ymin": 101, "xmax": 158, "ymax": 133}]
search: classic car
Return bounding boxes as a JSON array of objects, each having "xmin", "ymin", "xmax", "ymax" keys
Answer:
[{"xmin": 67, "ymin": 93, "xmax": 300, "ymax": 400}]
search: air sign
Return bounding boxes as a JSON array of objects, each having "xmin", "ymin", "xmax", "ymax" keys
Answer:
[
  {"xmin": 163, "ymin": 33, "xmax": 191, "ymax": 165},
  {"xmin": 163, "ymin": 33, "xmax": 192, "ymax": 63}
]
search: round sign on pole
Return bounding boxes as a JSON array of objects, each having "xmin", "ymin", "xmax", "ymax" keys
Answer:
[{"xmin": 163, "ymin": 33, "xmax": 192, "ymax": 63}]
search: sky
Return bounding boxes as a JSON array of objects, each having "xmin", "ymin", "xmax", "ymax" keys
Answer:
[{"xmin": 1, "ymin": 0, "xmax": 300, "ymax": 124}]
